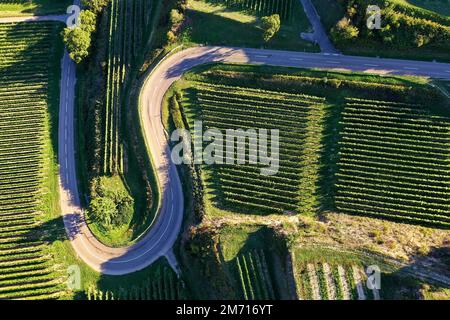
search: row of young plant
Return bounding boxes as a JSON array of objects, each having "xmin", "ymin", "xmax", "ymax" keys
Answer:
[
  {"xmin": 0, "ymin": 22, "xmax": 66, "ymax": 299},
  {"xmin": 216, "ymin": 0, "xmax": 294, "ymax": 21},
  {"xmin": 102, "ymin": 0, "xmax": 153, "ymax": 174},
  {"xmin": 335, "ymin": 98, "xmax": 450, "ymax": 227},
  {"xmin": 185, "ymin": 82, "xmax": 325, "ymax": 215},
  {"xmin": 235, "ymin": 249, "xmax": 276, "ymax": 300},
  {"xmin": 296, "ymin": 262, "xmax": 375, "ymax": 300},
  {"xmin": 86, "ymin": 268, "xmax": 187, "ymax": 300}
]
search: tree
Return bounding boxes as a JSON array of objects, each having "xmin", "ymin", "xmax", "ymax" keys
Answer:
[
  {"xmin": 166, "ymin": 30, "xmax": 177, "ymax": 43},
  {"xmin": 63, "ymin": 27, "xmax": 91, "ymax": 63},
  {"xmin": 261, "ymin": 14, "xmax": 281, "ymax": 42},
  {"xmin": 62, "ymin": 9, "xmax": 97, "ymax": 63},
  {"xmin": 170, "ymin": 9, "xmax": 184, "ymax": 27},
  {"xmin": 330, "ymin": 17, "xmax": 359, "ymax": 43},
  {"xmin": 88, "ymin": 196, "xmax": 118, "ymax": 228},
  {"xmin": 80, "ymin": 10, "xmax": 97, "ymax": 33},
  {"xmin": 82, "ymin": 0, "xmax": 109, "ymax": 13}
]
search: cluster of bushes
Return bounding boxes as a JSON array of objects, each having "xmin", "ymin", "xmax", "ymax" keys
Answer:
[
  {"xmin": 330, "ymin": 0, "xmax": 450, "ymax": 49},
  {"xmin": 261, "ymin": 14, "xmax": 281, "ymax": 42},
  {"xmin": 62, "ymin": 0, "xmax": 109, "ymax": 63},
  {"xmin": 166, "ymin": 0, "xmax": 188, "ymax": 44},
  {"xmin": 87, "ymin": 177, "xmax": 134, "ymax": 229}
]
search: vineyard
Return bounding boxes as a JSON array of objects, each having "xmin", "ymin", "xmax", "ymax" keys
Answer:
[
  {"xmin": 294, "ymin": 256, "xmax": 379, "ymax": 300},
  {"xmin": 182, "ymin": 82, "xmax": 326, "ymax": 215},
  {"xmin": 335, "ymin": 97, "xmax": 450, "ymax": 227},
  {"xmin": 103, "ymin": 0, "xmax": 155, "ymax": 174},
  {"xmin": 0, "ymin": 22, "xmax": 65, "ymax": 299},
  {"xmin": 235, "ymin": 249, "xmax": 276, "ymax": 300},
  {"xmin": 86, "ymin": 267, "xmax": 187, "ymax": 300},
  {"xmin": 209, "ymin": 0, "xmax": 295, "ymax": 21}
]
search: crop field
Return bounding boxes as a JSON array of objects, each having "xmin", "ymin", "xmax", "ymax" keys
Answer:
[
  {"xmin": 182, "ymin": 82, "xmax": 326, "ymax": 215},
  {"xmin": 86, "ymin": 267, "xmax": 187, "ymax": 300},
  {"xmin": 0, "ymin": 22, "xmax": 65, "ymax": 299},
  {"xmin": 291, "ymin": 246, "xmax": 440, "ymax": 300},
  {"xmin": 103, "ymin": 0, "xmax": 154, "ymax": 174},
  {"xmin": 235, "ymin": 249, "xmax": 276, "ymax": 299},
  {"xmin": 293, "ymin": 248, "xmax": 383, "ymax": 300},
  {"xmin": 335, "ymin": 98, "xmax": 450, "ymax": 227},
  {"xmin": 295, "ymin": 260, "xmax": 379, "ymax": 300},
  {"xmin": 210, "ymin": 0, "xmax": 295, "ymax": 21},
  {"xmin": 173, "ymin": 64, "xmax": 450, "ymax": 228},
  {"xmin": 183, "ymin": 225, "xmax": 291, "ymax": 299}
]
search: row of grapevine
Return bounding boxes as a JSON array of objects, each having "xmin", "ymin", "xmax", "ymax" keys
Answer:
[
  {"xmin": 103, "ymin": 0, "xmax": 153, "ymax": 174},
  {"xmin": 213, "ymin": 0, "xmax": 294, "ymax": 21},
  {"xmin": 235, "ymin": 249, "xmax": 276, "ymax": 300},
  {"xmin": 86, "ymin": 267, "xmax": 187, "ymax": 300},
  {"xmin": 184, "ymin": 82, "xmax": 325, "ymax": 215},
  {"xmin": 0, "ymin": 22, "xmax": 66, "ymax": 299},
  {"xmin": 335, "ymin": 97, "xmax": 450, "ymax": 227},
  {"xmin": 295, "ymin": 262, "xmax": 378, "ymax": 300}
]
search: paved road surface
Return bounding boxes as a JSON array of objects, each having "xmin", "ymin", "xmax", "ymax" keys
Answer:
[
  {"xmin": 0, "ymin": 15, "xmax": 67, "ymax": 23},
  {"xmin": 299, "ymin": 0, "xmax": 339, "ymax": 53}
]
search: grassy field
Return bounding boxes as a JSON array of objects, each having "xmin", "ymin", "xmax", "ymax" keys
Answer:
[
  {"xmin": 184, "ymin": 0, "xmax": 319, "ymax": 51},
  {"xmin": 165, "ymin": 63, "xmax": 450, "ymax": 228},
  {"xmin": 0, "ymin": 0, "xmax": 71, "ymax": 17}
]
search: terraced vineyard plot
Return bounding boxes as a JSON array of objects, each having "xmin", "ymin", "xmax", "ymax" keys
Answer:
[
  {"xmin": 103, "ymin": 0, "xmax": 154, "ymax": 174},
  {"xmin": 86, "ymin": 267, "xmax": 187, "ymax": 300},
  {"xmin": 184, "ymin": 82, "xmax": 326, "ymax": 215},
  {"xmin": 235, "ymin": 249, "xmax": 276, "ymax": 300},
  {"xmin": 211, "ymin": 0, "xmax": 295, "ymax": 21},
  {"xmin": 295, "ymin": 261, "xmax": 377, "ymax": 300},
  {"xmin": 0, "ymin": 22, "xmax": 65, "ymax": 299},
  {"xmin": 335, "ymin": 98, "xmax": 450, "ymax": 227}
]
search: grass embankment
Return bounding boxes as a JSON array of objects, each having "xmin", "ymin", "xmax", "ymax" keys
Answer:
[
  {"xmin": 183, "ymin": 0, "xmax": 319, "ymax": 51},
  {"xmin": 182, "ymin": 224, "xmax": 293, "ymax": 299},
  {"xmin": 0, "ymin": 0, "xmax": 72, "ymax": 17}
]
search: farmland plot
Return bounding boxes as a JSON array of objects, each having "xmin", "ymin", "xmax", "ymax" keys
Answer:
[
  {"xmin": 182, "ymin": 82, "xmax": 326, "ymax": 215},
  {"xmin": 295, "ymin": 261, "xmax": 376, "ymax": 300},
  {"xmin": 103, "ymin": 0, "xmax": 154, "ymax": 174},
  {"xmin": 86, "ymin": 267, "xmax": 187, "ymax": 300},
  {"xmin": 0, "ymin": 22, "xmax": 65, "ymax": 299},
  {"xmin": 335, "ymin": 98, "xmax": 450, "ymax": 227}
]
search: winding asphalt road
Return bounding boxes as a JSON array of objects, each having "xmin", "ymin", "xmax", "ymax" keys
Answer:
[
  {"xmin": 29, "ymin": 43, "xmax": 450, "ymax": 275},
  {"xmin": 2, "ymin": 12, "xmax": 450, "ymax": 275}
]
